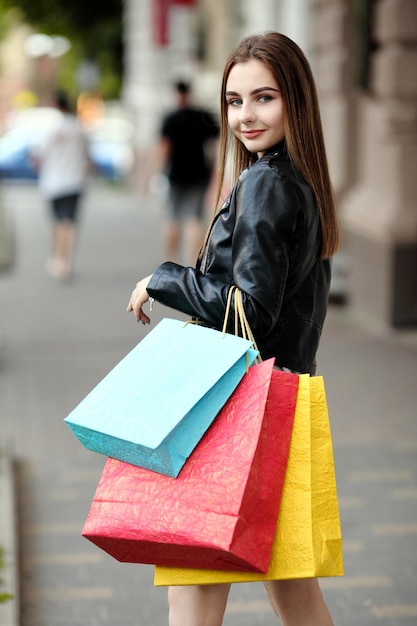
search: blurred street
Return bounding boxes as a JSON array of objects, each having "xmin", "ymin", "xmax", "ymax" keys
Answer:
[{"xmin": 1, "ymin": 179, "xmax": 417, "ymax": 626}]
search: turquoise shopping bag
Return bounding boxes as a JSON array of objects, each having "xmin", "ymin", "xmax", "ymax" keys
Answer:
[{"xmin": 65, "ymin": 318, "xmax": 257, "ymax": 477}]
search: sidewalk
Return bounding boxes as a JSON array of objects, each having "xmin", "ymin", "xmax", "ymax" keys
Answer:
[{"xmin": 1, "ymin": 179, "xmax": 417, "ymax": 626}]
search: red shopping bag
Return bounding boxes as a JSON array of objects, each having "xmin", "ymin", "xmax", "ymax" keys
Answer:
[{"xmin": 82, "ymin": 359, "xmax": 299, "ymax": 573}]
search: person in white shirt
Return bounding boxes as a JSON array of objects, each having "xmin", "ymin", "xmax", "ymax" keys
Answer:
[{"xmin": 34, "ymin": 91, "xmax": 90, "ymax": 279}]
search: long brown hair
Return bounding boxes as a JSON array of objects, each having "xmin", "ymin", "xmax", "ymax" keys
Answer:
[{"xmin": 213, "ymin": 32, "xmax": 339, "ymax": 259}]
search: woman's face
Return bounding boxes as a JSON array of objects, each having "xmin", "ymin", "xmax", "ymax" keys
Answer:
[{"xmin": 225, "ymin": 59, "xmax": 285, "ymax": 157}]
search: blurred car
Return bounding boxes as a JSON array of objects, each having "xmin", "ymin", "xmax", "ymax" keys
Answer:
[
  {"xmin": 0, "ymin": 106, "xmax": 134, "ymax": 182},
  {"xmin": 0, "ymin": 126, "xmax": 41, "ymax": 180},
  {"xmin": 85, "ymin": 115, "xmax": 135, "ymax": 181},
  {"xmin": 0, "ymin": 108, "xmax": 62, "ymax": 180}
]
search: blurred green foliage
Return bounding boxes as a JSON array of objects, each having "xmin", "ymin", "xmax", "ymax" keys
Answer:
[
  {"xmin": 0, "ymin": 0, "xmax": 123, "ymax": 98},
  {"xmin": 0, "ymin": 547, "xmax": 13, "ymax": 604}
]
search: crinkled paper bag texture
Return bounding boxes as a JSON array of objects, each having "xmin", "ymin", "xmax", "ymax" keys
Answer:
[
  {"xmin": 65, "ymin": 318, "xmax": 256, "ymax": 477},
  {"xmin": 82, "ymin": 359, "xmax": 299, "ymax": 573},
  {"xmin": 154, "ymin": 375, "xmax": 344, "ymax": 584}
]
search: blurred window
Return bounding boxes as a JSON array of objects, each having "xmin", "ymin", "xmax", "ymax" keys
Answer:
[{"xmin": 352, "ymin": 0, "xmax": 380, "ymax": 90}]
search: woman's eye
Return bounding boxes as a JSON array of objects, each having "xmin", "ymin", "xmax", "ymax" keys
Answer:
[
  {"xmin": 258, "ymin": 95, "xmax": 272, "ymax": 103},
  {"xmin": 227, "ymin": 98, "xmax": 242, "ymax": 107}
]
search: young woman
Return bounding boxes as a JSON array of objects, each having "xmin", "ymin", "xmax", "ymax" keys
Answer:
[{"xmin": 128, "ymin": 32, "xmax": 339, "ymax": 626}]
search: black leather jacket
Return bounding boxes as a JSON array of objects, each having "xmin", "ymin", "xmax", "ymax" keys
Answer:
[{"xmin": 147, "ymin": 142, "xmax": 331, "ymax": 374}]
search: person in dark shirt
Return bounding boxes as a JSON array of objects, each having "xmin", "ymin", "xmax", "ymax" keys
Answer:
[{"xmin": 158, "ymin": 81, "xmax": 219, "ymax": 264}]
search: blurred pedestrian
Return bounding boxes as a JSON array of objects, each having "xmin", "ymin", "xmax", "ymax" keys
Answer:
[
  {"xmin": 151, "ymin": 80, "xmax": 219, "ymax": 265},
  {"xmin": 32, "ymin": 90, "xmax": 90, "ymax": 280}
]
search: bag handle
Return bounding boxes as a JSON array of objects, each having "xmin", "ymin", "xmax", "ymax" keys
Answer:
[
  {"xmin": 222, "ymin": 286, "xmax": 261, "ymax": 361},
  {"xmin": 184, "ymin": 286, "xmax": 261, "ymax": 363}
]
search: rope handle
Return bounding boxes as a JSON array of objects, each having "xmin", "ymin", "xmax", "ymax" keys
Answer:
[
  {"xmin": 184, "ymin": 285, "xmax": 261, "ymax": 363},
  {"xmin": 221, "ymin": 285, "xmax": 237, "ymax": 336},
  {"xmin": 182, "ymin": 287, "xmax": 237, "ymax": 333},
  {"xmin": 222, "ymin": 286, "xmax": 261, "ymax": 361}
]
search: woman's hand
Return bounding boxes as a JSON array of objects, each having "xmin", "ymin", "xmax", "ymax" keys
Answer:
[{"xmin": 127, "ymin": 275, "xmax": 153, "ymax": 324}]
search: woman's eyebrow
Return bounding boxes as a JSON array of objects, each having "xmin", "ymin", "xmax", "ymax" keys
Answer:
[
  {"xmin": 225, "ymin": 86, "xmax": 280, "ymax": 96},
  {"xmin": 252, "ymin": 86, "xmax": 280, "ymax": 94}
]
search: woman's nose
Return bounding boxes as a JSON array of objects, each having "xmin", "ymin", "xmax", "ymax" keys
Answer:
[{"xmin": 239, "ymin": 101, "xmax": 254, "ymax": 124}]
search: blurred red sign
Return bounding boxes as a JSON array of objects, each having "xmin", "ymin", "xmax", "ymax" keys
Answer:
[
  {"xmin": 153, "ymin": 0, "xmax": 197, "ymax": 46},
  {"xmin": 153, "ymin": 0, "xmax": 170, "ymax": 46}
]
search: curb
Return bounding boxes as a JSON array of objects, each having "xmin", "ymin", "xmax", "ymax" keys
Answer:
[{"xmin": 0, "ymin": 454, "xmax": 19, "ymax": 626}]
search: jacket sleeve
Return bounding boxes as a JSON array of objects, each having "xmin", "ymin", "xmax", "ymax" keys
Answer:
[
  {"xmin": 147, "ymin": 164, "xmax": 300, "ymax": 336},
  {"xmin": 146, "ymin": 262, "xmax": 231, "ymax": 327}
]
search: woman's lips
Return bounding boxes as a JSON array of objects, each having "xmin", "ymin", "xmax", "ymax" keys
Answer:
[{"xmin": 241, "ymin": 130, "xmax": 264, "ymax": 139}]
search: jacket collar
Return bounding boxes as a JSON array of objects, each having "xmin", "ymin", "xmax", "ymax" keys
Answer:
[{"xmin": 263, "ymin": 139, "xmax": 287, "ymax": 159}]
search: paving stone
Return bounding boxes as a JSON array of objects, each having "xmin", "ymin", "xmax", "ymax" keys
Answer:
[{"xmin": 1, "ymin": 180, "xmax": 416, "ymax": 626}]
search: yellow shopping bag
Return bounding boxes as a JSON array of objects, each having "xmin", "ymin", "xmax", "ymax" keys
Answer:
[{"xmin": 154, "ymin": 374, "xmax": 343, "ymax": 585}]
